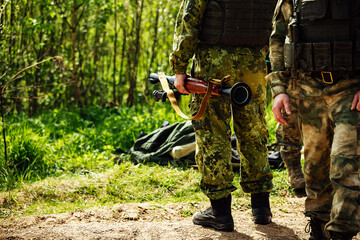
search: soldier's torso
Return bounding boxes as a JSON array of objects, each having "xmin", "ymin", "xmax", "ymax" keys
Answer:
[
  {"xmin": 199, "ymin": 0, "xmax": 276, "ymax": 47},
  {"xmin": 285, "ymin": 0, "xmax": 360, "ymax": 72}
]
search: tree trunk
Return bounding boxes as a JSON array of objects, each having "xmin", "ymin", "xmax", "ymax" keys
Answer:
[
  {"xmin": 144, "ymin": 3, "xmax": 160, "ymax": 99},
  {"xmin": 118, "ymin": 0, "xmax": 129, "ymax": 105},
  {"xmin": 89, "ymin": 26, "xmax": 100, "ymax": 105},
  {"xmin": 71, "ymin": 3, "xmax": 83, "ymax": 107},
  {"xmin": 112, "ymin": 0, "xmax": 118, "ymax": 105},
  {"xmin": 127, "ymin": 0, "xmax": 144, "ymax": 107},
  {"xmin": 1, "ymin": 92, "xmax": 8, "ymax": 162}
]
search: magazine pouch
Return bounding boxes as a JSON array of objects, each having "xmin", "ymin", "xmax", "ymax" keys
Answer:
[
  {"xmin": 300, "ymin": 0, "xmax": 327, "ymax": 21},
  {"xmin": 333, "ymin": 41, "xmax": 352, "ymax": 71},
  {"xmin": 299, "ymin": 43, "xmax": 314, "ymax": 71},
  {"xmin": 313, "ymin": 42, "xmax": 332, "ymax": 71},
  {"xmin": 331, "ymin": 0, "xmax": 349, "ymax": 20}
]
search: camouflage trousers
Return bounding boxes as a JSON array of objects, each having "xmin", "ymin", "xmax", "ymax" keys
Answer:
[
  {"xmin": 275, "ymin": 79, "xmax": 302, "ymax": 166},
  {"xmin": 189, "ymin": 44, "xmax": 273, "ymax": 200},
  {"xmin": 289, "ymin": 73, "xmax": 360, "ymax": 234}
]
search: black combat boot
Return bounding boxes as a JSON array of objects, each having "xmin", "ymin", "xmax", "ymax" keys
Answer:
[
  {"xmin": 305, "ymin": 218, "xmax": 329, "ymax": 240},
  {"xmin": 192, "ymin": 194, "xmax": 234, "ymax": 232},
  {"xmin": 251, "ymin": 192, "xmax": 272, "ymax": 225},
  {"xmin": 329, "ymin": 231, "xmax": 356, "ymax": 240}
]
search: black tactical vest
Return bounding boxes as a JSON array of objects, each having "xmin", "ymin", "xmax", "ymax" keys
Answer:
[
  {"xmin": 284, "ymin": 0, "xmax": 360, "ymax": 71},
  {"xmin": 198, "ymin": 0, "xmax": 276, "ymax": 47}
]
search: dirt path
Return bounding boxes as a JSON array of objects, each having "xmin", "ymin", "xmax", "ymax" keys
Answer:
[{"xmin": 1, "ymin": 197, "xmax": 359, "ymax": 240}]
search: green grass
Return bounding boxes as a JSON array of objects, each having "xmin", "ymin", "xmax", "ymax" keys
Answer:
[
  {"xmin": 0, "ymin": 159, "xmax": 292, "ymax": 218},
  {"xmin": 0, "ymin": 103, "xmax": 294, "ymax": 219},
  {"xmin": 0, "ymin": 160, "xmax": 205, "ymax": 218}
]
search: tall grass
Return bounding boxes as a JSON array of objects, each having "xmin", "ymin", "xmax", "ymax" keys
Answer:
[
  {"xmin": 0, "ymin": 103, "xmax": 289, "ymax": 219},
  {"xmin": 0, "ymin": 104, "xmax": 183, "ymax": 190},
  {"xmin": 0, "ymin": 123, "xmax": 51, "ymax": 190}
]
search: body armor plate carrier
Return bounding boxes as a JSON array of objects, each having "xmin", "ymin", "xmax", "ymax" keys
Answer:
[
  {"xmin": 285, "ymin": 0, "xmax": 360, "ymax": 71},
  {"xmin": 199, "ymin": 0, "xmax": 276, "ymax": 47}
]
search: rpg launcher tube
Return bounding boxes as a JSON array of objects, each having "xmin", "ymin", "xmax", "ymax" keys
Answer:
[{"xmin": 148, "ymin": 73, "xmax": 252, "ymax": 107}]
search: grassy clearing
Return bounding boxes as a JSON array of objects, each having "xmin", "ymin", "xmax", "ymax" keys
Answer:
[
  {"xmin": 0, "ymin": 159, "xmax": 293, "ymax": 218},
  {"xmin": 0, "ymin": 103, "xmax": 295, "ymax": 219},
  {"xmin": 0, "ymin": 161, "xmax": 203, "ymax": 217}
]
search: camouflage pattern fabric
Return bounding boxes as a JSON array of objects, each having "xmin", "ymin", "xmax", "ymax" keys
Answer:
[
  {"xmin": 170, "ymin": 0, "xmax": 273, "ymax": 200},
  {"xmin": 275, "ymin": 79, "xmax": 302, "ymax": 161},
  {"xmin": 275, "ymin": 116, "xmax": 302, "ymax": 166},
  {"xmin": 189, "ymin": 45, "xmax": 273, "ymax": 200},
  {"xmin": 292, "ymin": 75, "xmax": 360, "ymax": 234},
  {"xmin": 267, "ymin": 0, "xmax": 360, "ymax": 234},
  {"xmin": 275, "ymin": 79, "xmax": 304, "ymax": 188}
]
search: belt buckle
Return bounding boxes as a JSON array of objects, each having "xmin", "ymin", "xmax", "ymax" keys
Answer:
[{"xmin": 321, "ymin": 71, "xmax": 333, "ymax": 84}]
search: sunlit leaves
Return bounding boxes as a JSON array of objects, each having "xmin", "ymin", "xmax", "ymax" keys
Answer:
[{"xmin": 1, "ymin": 0, "xmax": 179, "ymax": 111}]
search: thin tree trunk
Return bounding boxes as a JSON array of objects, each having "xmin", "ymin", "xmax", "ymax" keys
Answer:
[
  {"xmin": 145, "ymin": 3, "xmax": 160, "ymax": 96},
  {"xmin": 90, "ymin": 27, "xmax": 100, "ymax": 103},
  {"xmin": 9, "ymin": 0, "xmax": 14, "ymax": 56},
  {"xmin": 112, "ymin": 0, "xmax": 118, "ymax": 104},
  {"xmin": 1, "ymin": 92, "xmax": 7, "ymax": 162},
  {"xmin": 71, "ymin": 3, "xmax": 83, "ymax": 107},
  {"xmin": 127, "ymin": 0, "xmax": 144, "ymax": 107},
  {"xmin": 118, "ymin": 21, "xmax": 128, "ymax": 105}
]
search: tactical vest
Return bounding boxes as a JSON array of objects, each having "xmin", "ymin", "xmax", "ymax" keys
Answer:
[
  {"xmin": 198, "ymin": 0, "xmax": 276, "ymax": 47},
  {"xmin": 284, "ymin": 0, "xmax": 360, "ymax": 71}
]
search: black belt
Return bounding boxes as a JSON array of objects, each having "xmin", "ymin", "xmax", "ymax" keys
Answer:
[{"xmin": 310, "ymin": 70, "xmax": 360, "ymax": 84}]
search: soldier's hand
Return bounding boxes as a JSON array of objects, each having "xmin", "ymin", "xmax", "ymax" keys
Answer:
[
  {"xmin": 272, "ymin": 93, "xmax": 291, "ymax": 125},
  {"xmin": 351, "ymin": 90, "xmax": 360, "ymax": 111},
  {"xmin": 174, "ymin": 74, "xmax": 190, "ymax": 94}
]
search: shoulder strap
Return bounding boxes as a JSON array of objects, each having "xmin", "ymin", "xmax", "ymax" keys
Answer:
[{"xmin": 158, "ymin": 72, "xmax": 213, "ymax": 120}]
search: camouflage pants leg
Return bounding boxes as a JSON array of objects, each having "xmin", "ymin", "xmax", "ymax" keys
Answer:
[
  {"xmin": 232, "ymin": 58, "xmax": 273, "ymax": 194},
  {"xmin": 190, "ymin": 94, "xmax": 237, "ymax": 200},
  {"xmin": 296, "ymin": 75, "xmax": 360, "ymax": 233},
  {"xmin": 189, "ymin": 45, "xmax": 273, "ymax": 199},
  {"xmin": 275, "ymin": 79, "xmax": 304, "ymax": 188}
]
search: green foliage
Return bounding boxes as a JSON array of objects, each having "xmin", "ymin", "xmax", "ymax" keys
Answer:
[
  {"xmin": 0, "ymin": 105, "xmax": 184, "ymax": 190},
  {"xmin": 0, "ymin": 106, "xmax": 285, "ymax": 218},
  {"xmin": 266, "ymin": 100, "xmax": 277, "ymax": 144},
  {"xmin": 0, "ymin": 122, "xmax": 52, "ymax": 190},
  {"xmin": 0, "ymin": 0, "xmax": 179, "ymax": 113}
]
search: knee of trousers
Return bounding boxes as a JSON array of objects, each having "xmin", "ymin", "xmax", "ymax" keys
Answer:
[{"xmin": 330, "ymin": 156, "xmax": 360, "ymax": 189}]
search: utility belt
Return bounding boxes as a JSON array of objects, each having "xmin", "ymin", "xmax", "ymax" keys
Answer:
[
  {"xmin": 284, "ymin": 41, "xmax": 360, "ymax": 73},
  {"xmin": 309, "ymin": 70, "xmax": 360, "ymax": 85}
]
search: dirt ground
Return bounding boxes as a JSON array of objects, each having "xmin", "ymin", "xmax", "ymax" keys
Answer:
[{"xmin": 1, "ymin": 197, "xmax": 359, "ymax": 240}]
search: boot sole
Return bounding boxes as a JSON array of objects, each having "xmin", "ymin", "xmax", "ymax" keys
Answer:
[{"xmin": 192, "ymin": 219, "xmax": 234, "ymax": 232}]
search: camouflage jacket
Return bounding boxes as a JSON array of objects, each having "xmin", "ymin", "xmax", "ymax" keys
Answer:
[
  {"xmin": 267, "ymin": 0, "xmax": 293, "ymax": 97},
  {"xmin": 169, "ymin": 0, "xmax": 208, "ymax": 74}
]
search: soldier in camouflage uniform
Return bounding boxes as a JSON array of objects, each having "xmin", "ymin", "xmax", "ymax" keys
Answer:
[
  {"xmin": 267, "ymin": 0, "xmax": 360, "ymax": 239},
  {"xmin": 169, "ymin": 0, "xmax": 275, "ymax": 232}
]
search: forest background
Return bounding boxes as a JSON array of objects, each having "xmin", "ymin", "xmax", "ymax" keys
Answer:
[{"xmin": 0, "ymin": 0, "xmax": 282, "ymax": 219}]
